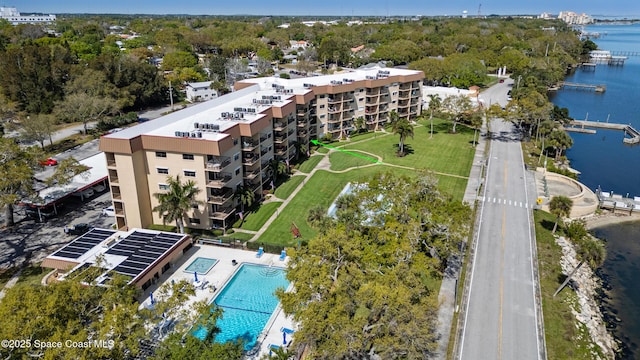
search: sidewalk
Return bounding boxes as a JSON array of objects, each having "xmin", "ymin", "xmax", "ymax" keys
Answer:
[{"xmin": 433, "ymin": 116, "xmax": 488, "ymax": 359}]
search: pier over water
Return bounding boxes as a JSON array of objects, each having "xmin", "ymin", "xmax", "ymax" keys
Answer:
[{"xmin": 565, "ymin": 120, "xmax": 640, "ymax": 144}]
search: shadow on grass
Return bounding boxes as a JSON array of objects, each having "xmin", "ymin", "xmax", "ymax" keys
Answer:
[
  {"xmin": 393, "ymin": 143, "xmax": 415, "ymax": 156},
  {"xmin": 541, "ymin": 219, "xmax": 556, "ymax": 232}
]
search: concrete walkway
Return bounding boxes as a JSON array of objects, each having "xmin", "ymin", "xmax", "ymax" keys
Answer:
[
  {"xmin": 0, "ymin": 268, "xmax": 23, "ymax": 301},
  {"xmin": 433, "ymin": 117, "xmax": 488, "ymax": 359}
]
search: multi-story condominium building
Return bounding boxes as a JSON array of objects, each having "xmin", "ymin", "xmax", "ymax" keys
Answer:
[
  {"xmin": 99, "ymin": 67, "xmax": 423, "ymax": 231},
  {"xmin": 558, "ymin": 11, "xmax": 593, "ymax": 25},
  {"xmin": 0, "ymin": 7, "xmax": 56, "ymax": 25}
]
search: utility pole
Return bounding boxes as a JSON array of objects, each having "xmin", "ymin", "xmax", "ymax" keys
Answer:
[{"xmin": 168, "ymin": 81, "xmax": 174, "ymax": 111}]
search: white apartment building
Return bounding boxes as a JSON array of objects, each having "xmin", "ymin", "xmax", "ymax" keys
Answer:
[{"xmin": 99, "ymin": 67, "xmax": 423, "ymax": 231}]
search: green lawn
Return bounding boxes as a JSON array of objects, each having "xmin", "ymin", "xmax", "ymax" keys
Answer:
[
  {"xmin": 297, "ymin": 155, "xmax": 323, "ymax": 173},
  {"xmin": 329, "ymin": 151, "xmax": 378, "ymax": 171},
  {"xmin": 18, "ymin": 263, "xmax": 48, "ymax": 286},
  {"xmin": 534, "ymin": 210, "xmax": 604, "ymax": 359},
  {"xmin": 258, "ymin": 167, "xmax": 418, "ymax": 247},
  {"xmin": 233, "ymin": 201, "xmax": 281, "ymax": 231},
  {"xmin": 274, "ymin": 175, "xmax": 305, "ymax": 199},
  {"xmin": 222, "ymin": 232, "xmax": 255, "ymax": 241},
  {"xmin": 342, "ymin": 118, "xmax": 475, "ymax": 177},
  {"xmin": 315, "ymin": 146, "xmax": 329, "ymax": 154}
]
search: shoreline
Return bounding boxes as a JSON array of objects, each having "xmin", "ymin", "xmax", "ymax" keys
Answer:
[{"xmin": 581, "ymin": 211, "xmax": 640, "ymax": 230}]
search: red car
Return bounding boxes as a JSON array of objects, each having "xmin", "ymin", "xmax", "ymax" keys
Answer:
[{"xmin": 39, "ymin": 158, "xmax": 58, "ymax": 166}]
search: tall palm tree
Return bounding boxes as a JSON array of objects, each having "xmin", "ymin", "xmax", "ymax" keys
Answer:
[
  {"xmin": 234, "ymin": 185, "xmax": 255, "ymax": 213},
  {"xmin": 427, "ymin": 94, "xmax": 442, "ymax": 139},
  {"xmin": 549, "ymin": 195, "xmax": 573, "ymax": 233},
  {"xmin": 553, "ymin": 235, "xmax": 606, "ymax": 297},
  {"xmin": 393, "ymin": 118, "xmax": 414, "ymax": 156},
  {"xmin": 355, "ymin": 116, "xmax": 366, "ymax": 133},
  {"xmin": 153, "ymin": 175, "xmax": 202, "ymax": 233},
  {"xmin": 268, "ymin": 158, "xmax": 287, "ymax": 183},
  {"xmin": 386, "ymin": 110, "xmax": 399, "ymax": 131}
]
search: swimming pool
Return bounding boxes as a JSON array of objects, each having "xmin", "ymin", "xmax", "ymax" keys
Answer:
[
  {"xmin": 193, "ymin": 263, "xmax": 289, "ymax": 350},
  {"xmin": 184, "ymin": 257, "xmax": 218, "ymax": 275}
]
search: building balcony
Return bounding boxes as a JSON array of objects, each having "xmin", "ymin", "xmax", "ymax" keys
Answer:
[
  {"xmin": 398, "ymin": 91, "xmax": 410, "ymax": 100},
  {"xmin": 298, "ymin": 129, "xmax": 308, "ymax": 137},
  {"xmin": 275, "ymin": 146, "xmax": 288, "ymax": 156},
  {"xmin": 366, "ymin": 90, "xmax": 380, "ymax": 96},
  {"xmin": 241, "ymin": 140, "xmax": 259, "ymax": 151},
  {"xmin": 274, "ymin": 136, "xmax": 286, "ymax": 144},
  {"xmin": 274, "ymin": 122, "xmax": 285, "ymax": 131},
  {"xmin": 210, "ymin": 207, "xmax": 235, "ymax": 220},
  {"xmin": 243, "ymin": 154, "xmax": 259, "ymax": 166},
  {"xmin": 399, "ymin": 84, "xmax": 411, "ymax": 91},
  {"xmin": 327, "ymin": 97, "xmax": 343, "ymax": 104},
  {"xmin": 109, "ymin": 176, "xmax": 119, "ymax": 185},
  {"xmin": 207, "ymin": 173, "xmax": 232, "ymax": 188},
  {"xmin": 208, "ymin": 189, "xmax": 233, "ymax": 204},
  {"xmin": 328, "ymin": 106, "xmax": 341, "ymax": 113},
  {"xmin": 297, "ymin": 121, "xmax": 307, "ymax": 128},
  {"xmin": 206, "ymin": 157, "xmax": 231, "ymax": 172},
  {"xmin": 106, "ymin": 159, "xmax": 116, "ymax": 167},
  {"xmin": 259, "ymin": 134, "xmax": 270, "ymax": 143},
  {"xmin": 366, "ymin": 98, "xmax": 379, "ymax": 105},
  {"xmin": 243, "ymin": 168, "xmax": 260, "ymax": 180}
]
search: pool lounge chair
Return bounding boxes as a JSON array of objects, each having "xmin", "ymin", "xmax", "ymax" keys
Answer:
[
  {"xmin": 256, "ymin": 247, "xmax": 264, "ymax": 258},
  {"xmin": 280, "ymin": 327, "xmax": 295, "ymax": 335},
  {"xmin": 279, "ymin": 250, "xmax": 286, "ymax": 261},
  {"xmin": 269, "ymin": 344, "xmax": 280, "ymax": 356}
]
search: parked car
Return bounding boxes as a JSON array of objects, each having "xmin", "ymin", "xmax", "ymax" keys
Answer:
[
  {"xmin": 72, "ymin": 188, "xmax": 94, "ymax": 199},
  {"xmin": 92, "ymin": 184, "xmax": 106, "ymax": 193},
  {"xmin": 65, "ymin": 223, "xmax": 93, "ymax": 236},
  {"xmin": 39, "ymin": 158, "xmax": 58, "ymax": 166},
  {"xmin": 25, "ymin": 207, "xmax": 56, "ymax": 221},
  {"xmin": 102, "ymin": 206, "xmax": 115, "ymax": 217}
]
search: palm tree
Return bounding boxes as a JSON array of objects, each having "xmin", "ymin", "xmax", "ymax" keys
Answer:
[
  {"xmin": 153, "ymin": 175, "xmax": 202, "ymax": 233},
  {"xmin": 234, "ymin": 185, "xmax": 255, "ymax": 213},
  {"xmin": 427, "ymin": 94, "xmax": 442, "ymax": 139},
  {"xmin": 386, "ymin": 110, "xmax": 399, "ymax": 131},
  {"xmin": 268, "ymin": 158, "xmax": 287, "ymax": 183},
  {"xmin": 393, "ymin": 118, "xmax": 414, "ymax": 156},
  {"xmin": 553, "ymin": 235, "xmax": 606, "ymax": 297},
  {"xmin": 549, "ymin": 195, "xmax": 573, "ymax": 233}
]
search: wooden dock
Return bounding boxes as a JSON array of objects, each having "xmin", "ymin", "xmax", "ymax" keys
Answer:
[
  {"xmin": 567, "ymin": 120, "xmax": 640, "ymax": 144},
  {"xmin": 558, "ymin": 82, "xmax": 606, "ymax": 92}
]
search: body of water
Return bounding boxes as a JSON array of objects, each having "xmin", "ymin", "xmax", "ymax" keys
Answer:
[{"xmin": 549, "ymin": 23, "xmax": 640, "ymax": 359}]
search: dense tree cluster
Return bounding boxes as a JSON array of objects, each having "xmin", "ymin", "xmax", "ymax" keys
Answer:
[{"xmin": 280, "ymin": 172, "xmax": 471, "ymax": 359}]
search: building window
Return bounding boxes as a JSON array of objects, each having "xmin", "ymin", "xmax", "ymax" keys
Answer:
[
  {"xmin": 156, "ymin": 151, "xmax": 167, "ymax": 158},
  {"xmin": 184, "ymin": 170, "xmax": 196, "ymax": 177},
  {"xmin": 319, "ymin": 104, "xmax": 325, "ymax": 109},
  {"xmin": 319, "ymin": 94, "xmax": 325, "ymax": 99},
  {"xmin": 320, "ymin": 114, "xmax": 326, "ymax": 118},
  {"xmin": 234, "ymin": 153, "xmax": 240, "ymax": 161},
  {"xmin": 157, "ymin": 168, "xmax": 169, "ymax": 174},
  {"xmin": 189, "ymin": 217, "xmax": 201, "ymax": 224},
  {"xmin": 233, "ymin": 138, "xmax": 239, "ymax": 146},
  {"xmin": 159, "ymin": 184, "xmax": 169, "ymax": 190},
  {"xmin": 182, "ymin": 154, "xmax": 194, "ymax": 160},
  {"xmin": 235, "ymin": 167, "xmax": 241, "ymax": 176},
  {"xmin": 192, "ymin": 203, "xmax": 199, "ymax": 209}
]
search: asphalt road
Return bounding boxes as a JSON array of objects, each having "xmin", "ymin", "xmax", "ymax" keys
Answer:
[{"xmin": 459, "ymin": 118, "xmax": 542, "ymax": 360}]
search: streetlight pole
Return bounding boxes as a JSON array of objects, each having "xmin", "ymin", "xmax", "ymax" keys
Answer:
[{"xmin": 168, "ymin": 81, "xmax": 174, "ymax": 111}]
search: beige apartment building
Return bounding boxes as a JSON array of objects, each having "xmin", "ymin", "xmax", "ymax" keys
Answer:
[{"xmin": 99, "ymin": 66, "xmax": 424, "ymax": 231}]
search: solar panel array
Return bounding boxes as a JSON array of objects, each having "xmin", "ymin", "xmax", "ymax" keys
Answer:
[
  {"xmin": 50, "ymin": 229, "xmax": 117, "ymax": 259},
  {"xmin": 106, "ymin": 231, "xmax": 185, "ymax": 279}
]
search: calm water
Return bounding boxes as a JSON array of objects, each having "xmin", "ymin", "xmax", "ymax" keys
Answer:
[
  {"xmin": 193, "ymin": 264, "xmax": 289, "ymax": 351},
  {"xmin": 549, "ymin": 23, "xmax": 640, "ymax": 358}
]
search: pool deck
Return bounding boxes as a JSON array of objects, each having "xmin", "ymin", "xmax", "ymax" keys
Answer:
[{"xmin": 138, "ymin": 244, "xmax": 296, "ymax": 359}]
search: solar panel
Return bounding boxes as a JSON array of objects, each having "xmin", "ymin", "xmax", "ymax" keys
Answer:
[
  {"xmin": 50, "ymin": 229, "xmax": 117, "ymax": 260},
  {"xmin": 107, "ymin": 231, "xmax": 186, "ymax": 279}
]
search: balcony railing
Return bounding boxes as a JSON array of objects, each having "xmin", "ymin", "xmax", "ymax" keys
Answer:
[
  {"xmin": 242, "ymin": 140, "xmax": 259, "ymax": 150},
  {"xmin": 243, "ymin": 168, "xmax": 260, "ymax": 180},
  {"xmin": 327, "ymin": 97, "xmax": 342, "ymax": 104},
  {"xmin": 288, "ymin": 117, "xmax": 296, "ymax": 124},
  {"xmin": 206, "ymin": 157, "xmax": 231, "ymax": 172},
  {"xmin": 260, "ymin": 147, "xmax": 270, "ymax": 156},
  {"xmin": 297, "ymin": 121, "xmax": 307, "ymax": 128},
  {"xmin": 260, "ymin": 134, "xmax": 270, "ymax": 143},
  {"xmin": 208, "ymin": 190, "xmax": 233, "ymax": 204},
  {"xmin": 243, "ymin": 154, "xmax": 259, "ymax": 166},
  {"xmin": 274, "ymin": 122, "xmax": 285, "ymax": 131},
  {"xmin": 275, "ymin": 146, "xmax": 287, "ymax": 156},
  {"xmin": 210, "ymin": 207, "xmax": 235, "ymax": 220},
  {"xmin": 109, "ymin": 176, "xmax": 119, "ymax": 184},
  {"xmin": 297, "ymin": 129, "xmax": 308, "ymax": 137},
  {"xmin": 207, "ymin": 173, "xmax": 232, "ymax": 188},
  {"xmin": 107, "ymin": 159, "xmax": 116, "ymax": 167}
]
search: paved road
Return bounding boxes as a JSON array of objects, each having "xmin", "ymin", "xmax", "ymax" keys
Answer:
[{"xmin": 459, "ymin": 118, "xmax": 543, "ymax": 360}]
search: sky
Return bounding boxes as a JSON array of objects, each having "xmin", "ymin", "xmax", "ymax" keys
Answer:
[{"xmin": 6, "ymin": 0, "xmax": 640, "ymax": 17}]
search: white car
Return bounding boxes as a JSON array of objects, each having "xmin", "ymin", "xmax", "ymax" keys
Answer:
[
  {"xmin": 72, "ymin": 188, "xmax": 94, "ymax": 199},
  {"xmin": 92, "ymin": 184, "xmax": 106, "ymax": 193},
  {"xmin": 102, "ymin": 206, "xmax": 115, "ymax": 217}
]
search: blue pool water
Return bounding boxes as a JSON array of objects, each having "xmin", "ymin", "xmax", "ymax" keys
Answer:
[
  {"xmin": 184, "ymin": 257, "xmax": 218, "ymax": 275},
  {"xmin": 194, "ymin": 263, "xmax": 289, "ymax": 350}
]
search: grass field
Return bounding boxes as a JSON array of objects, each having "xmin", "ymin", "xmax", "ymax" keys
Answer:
[
  {"xmin": 258, "ymin": 166, "xmax": 419, "ymax": 247},
  {"xmin": 222, "ymin": 232, "xmax": 255, "ymax": 241},
  {"xmin": 342, "ymin": 118, "xmax": 475, "ymax": 177},
  {"xmin": 234, "ymin": 202, "xmax": 281, "ymax": 231},
  {"xmin": 329, "ymin": 150, "xmax": 378, "ymax": 171},
  {"xmin": 297, "ymin": 155, "xmax": 323, "ymax": 173},
  {"xmin": 274, "ymin": 175, "xmax": 305, "ymax": 199},
  {"xmin": 534, "ymin": 210, "xmax": 603, "ymax": 359}
]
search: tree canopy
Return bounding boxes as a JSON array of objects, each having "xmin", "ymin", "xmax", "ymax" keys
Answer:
[{"xmin": 279, "ymin": 172, "xmax": 471, "ymax": 358}]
